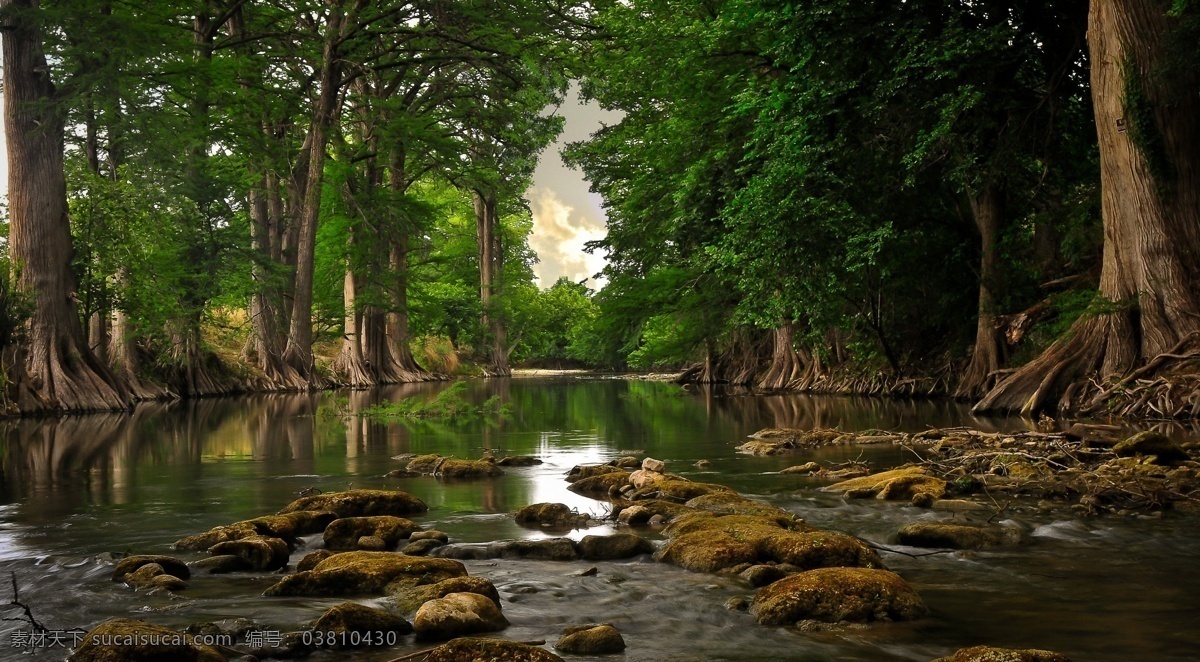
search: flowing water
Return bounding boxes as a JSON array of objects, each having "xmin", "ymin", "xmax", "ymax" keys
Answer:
[{"xmin": 0, "ymin": 377, "xmax": 1197, "ymax": 661}]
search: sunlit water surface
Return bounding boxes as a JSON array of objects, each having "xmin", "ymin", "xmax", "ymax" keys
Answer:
[{"xmin": 1, "ymin": 377, "xmax": 1197, "ymax": 661}]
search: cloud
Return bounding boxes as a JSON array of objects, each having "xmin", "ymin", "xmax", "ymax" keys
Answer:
[{"xmin": 527, "ymin": 186, "xmax": 607, "ymax": 287}]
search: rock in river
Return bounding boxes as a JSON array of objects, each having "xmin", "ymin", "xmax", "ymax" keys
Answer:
[
  {"xmin": 555, "ymin": 623, "xmax": 626, "ymax": 654},
  {"xmin": 311, "ymin": 602, "xmax": 413, "ymax": 644},
  {"xmin": 933, "ymin": 645, "xmax": 1073, "ymax": 661},
  {"xmin": 577, "ymin": 534, "xmax": 655, "ymax": 560},
  {"xmin": 263, "ymin": 551, "xmax": 466, "ymax": 597},
  {"xmin": 1113, "ymin": 431, "xmax": 1188, "ymax": 465},
  {"xmin": 413, "ymin": 592, "xmax": 509, "ymax": 640},
  {"xmin": 750, "ymin": 567, "xmax": 927, "ymax": 625},
  {"xmin": 390, "ymin": 576, "xmax": 502, "ymax": 614},
  {"xmin": 897, "ymin": 522, "xmax": 1029, "ymax": 549},
  {"xmin": 513, "ymin": 502, "xmax": 592, "ymax": 529},
  {"xmin": 69, "ymin": 618, "xmax": 224, "ymax": 662},
  {"xmin": 112, "ymin": 555, "xmax": 190, "ymax": 583},
  {"xmin": 424, "ymin": 638, "xmax": 563, "ymax": 662},
  {"xmin": 278, "ymin": 489, "xmax": 428, "ymax": 518},
  {"xmin": 209, "ymin": 535, "xmax": 290, "ymax": 571},
  {"xmin": 323, "ymin": 516, "xmax": 421, "ymax": 550},
  {"xmin": 822, "ymin": 466, "xmax": 947, "ymax": 500}
]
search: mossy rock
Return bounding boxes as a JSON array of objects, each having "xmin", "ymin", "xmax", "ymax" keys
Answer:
[
  {"xmin": 389, "ymin": 576, "xmax": 501, "ymax": 614},
  {"xmin": 655, "ymin": 530, "xmax": 760, "ymax": 572},
  {"xmin": 263, "ymin": 551, "xmax": 466, "ymax": 597},
  {"xmin": 124, "ymin": 564, "xmax": 189, "ymax": 591},
  {"xmin": 496, "ymin": 455, "xmax": 543, "ymax": 467},
  {"xmin": 278, "ymin": 489, "xmax": 428, "ymax": 518},
  {"xmin": 750, "ymin": 567, "xmax": 927, "ymax": 625},
  {"xmin": 685, "ymin": 492, "xmax": 798, "ymax": 522},
  {"xmin": 172, "ymin": 522, "xmax": 258, "ymax": 551},
  {"xmin": 68, "ymin": 618, "xmax": 225, "ymax": 662},
  {"xmin": 440, "ymin": 458, "xmax": 505, "ymax": 478},
  {"xmin": 759, "ymin": 531, "xmax": 884, "ymax": 570},
  {"xmin": 577, "ymin": 534, "xmax": 655, "ymax": 560},
  {"xmin": 112, "ymin": 555, "xmax": 190, "ymax": 583},
  {"xmin": 209, "ymin": 535, "xmax": 290, "ymax": 571},
  {"xmin": 662, "ymin": 514, "xmax": 809, "ymax": 539},
  {"xmin": 406, "ymin": 454, "xmax": 445, "ymax": 474},
  {"xmin": 566, "ymin": 464, "xmax": 626, "ymax": 483},
  {"xmin": 614, "ymin": 500, "xmax": 698, "ymax": 525},
  {"xmin": 413, "ymin": 592, "xmax": 509, "ymax": 640},
  {"xmin": 424, "ymin": 637, "xmax": 563, "ymax": 662},
  {"xmin": 403, "ymin": 538, "xmax": 446, "ymax": 556},
  {"xmin": 189, "ymin": 555, "xmax": 250, "ymax": 575},
  {"xmin": 554, "ymin": 623, "xmax": 626, "ymax": 654},
  {"xmin": 296, "ymin": 550, "xmax": 339, "ymax": 572},
  {"xmin": 932, "ymin": 645, "xmax": 1073, "ymax": 662},
  {"xmin": 897, "ymin": 523, "xmax": 1029, "ymax": 550},
  {"xmin": 630, "ymin": 479, "xmax": 733, "ymax": 502},
  {"xmin": 513, "ymin": 503, "xmax": 591, "ymax": 528},
  {"xmin": 172, "ymin": 511, "xmax": 336, "ymax": 550},
  {"xmin": 311, "ymin": 602, "xmax": 412, "ymax": 643},
  {"xmin": 1113, "ymin": 431, "xmax": 1188, "ymax": 465},
  {"xmin": 736, "ymin": 440, "xmax": 794, "ymax": 455},
  {"xmin": 822, "ymin": 466, "xmax": 946, "ymax": 500},
  {"xmin": 324, "ymin": 516, "xmax": 420, "ymax": 550},
  {"xmin": 567, "ymin": 470, "xmax": 631, "ymax": 494}
]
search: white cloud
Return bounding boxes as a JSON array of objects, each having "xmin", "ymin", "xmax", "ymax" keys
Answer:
[{"xmin": 528, "ymin": 186, "xmax": 607, "ymax": 288}]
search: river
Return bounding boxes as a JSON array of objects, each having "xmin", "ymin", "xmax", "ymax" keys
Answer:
[{"xmin": 1, "ymin": 376, "xmax": 1197, "ymax": 660}]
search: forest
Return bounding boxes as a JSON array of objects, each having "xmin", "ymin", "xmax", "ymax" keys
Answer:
[{"xmin": 1, "ymin": 0, "xmax": 1198, "ymax": 419}]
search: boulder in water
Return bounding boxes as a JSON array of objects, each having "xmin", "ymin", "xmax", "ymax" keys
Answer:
[
  {"xmin": 750, "ymin": 567, "xmax": 927, "ymax": 625},
  {"xmin": 554, "ymin": 623, "xmax": 626, "ymax": 654},
  {"xmin": 413, "ymin": 592, "xmax": 509, "ymax": 640},
  {"xmin": 278, "ymin": 489, "xmax": 427, "ymax": 518},
  {"xmin": 263, "ymin": 551, "xmax": 466, "ymax": 597}
]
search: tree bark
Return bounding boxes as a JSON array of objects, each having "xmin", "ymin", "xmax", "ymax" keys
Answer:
[
  {"xmin": 2, "ymin": 0, "xmax": 130, "ymax": 412},
  {"xmin": 282, "ymin": 3, "xmax": 345, "ymax": 386},
  {"xmin": 758, "ymin": 324, "xmax": 804, "ymax": 390},
  {"xmin": 975, "ymin": 0, "xmax": 1200, "ymax": 415},
  {"xmin": 473, "ymin": 190, "xmax": 511, "ymax": 377},
  {"xmin": 957, "ymin": 184, "xmax": 1007, "ymax": 398}
]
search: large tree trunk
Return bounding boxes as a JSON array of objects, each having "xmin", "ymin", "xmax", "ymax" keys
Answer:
[
  {"xmin": 975, "ymin": 0, "xmax": 1200, "ymax": 415},
  {"xmin": 282, "ymin": 4, "xmax": 345, "ymax": 386},
  {"xmin": 473, "ymin": 190, "xmax": 511, "ymax": 377},
  {"xmin": 957, "ymin": 184, "xmax": 1007, "ymax": 398},
  {"xmin": 758, "ymin": 324, "xmax": 804, "ymax": 390},
  {"xmin": 2, "ymin": 0, "xmax": 130, "ymax": 412}
]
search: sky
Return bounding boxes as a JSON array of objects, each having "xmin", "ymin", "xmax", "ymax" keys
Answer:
[
  {"xmin": 526, "ymin": 86, "xmax": 622, "ymax": 288},
  {"xmin": 0, "ymin": 85, "xmax": 618, "ymax": 289}
]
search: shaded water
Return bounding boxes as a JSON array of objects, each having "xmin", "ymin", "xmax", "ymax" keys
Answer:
[{"xmin": 0, "ymin": 377, "xmax": 1197, "ymax": 660}]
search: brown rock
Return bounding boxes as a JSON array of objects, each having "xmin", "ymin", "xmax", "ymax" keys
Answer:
[
  {"xmin": 389, "ymin": 576, "xmax": 502, "ymax": 614},
  {"xmin": 413, "ymin": 592, "xmax": 509, "ymax": 640},
  {"xmin": 781, "ymin": 462, "xmax": 822, "ymax": 474},
  {"xmin": 312, "ymin": 602, "xmax": 412, "ymax": 644},
  {"xmin": 112, "ymin": 555, "xmax": 190, "ymax": 583},
  {"xmin": 577, "ymin": 534, "xmax": 655, "ymax": 560},
  {"xmin": 823, "ymin": 466, "xmax": 947, "ymax": 500},
  {"xmin": 323, "ymin": 516, "xmax": 420, "ymax": 550},
  {"xmin": 263, "ymin": 551, "xmax": 466, "ymax": 597},
  {"xmin": 555, "ymin": 623, "xmax": 626, "ymax": 654},
  {"xmin": 278, "ymin": 489, "xmax": 428, "ymax": 518},
  {"xmin": 897, "ymin": 523, "xmax": 1029, "ymax": 549},
  {"xmin": 513, "ymin": 503, "xmax": 591, "ymax": 528},
  {"xmin": 750, "ymin": 568, "xmax": 927, "ymax": 625},
  {"xmin": 424, "ymin": 638, "xmax": 563, "ymax": 662},
  {"xmin": 209, "ymin": 535, "xmax": 290, "ymax": 571},
  {"xmin": 68, "ymin": 619, "xmax": 223, "ymax": 662},
  {"xmin": 933, "ymin": 645, "xmax": 1073, "ymax": 662},
  {"xmin": 642, "ymin": 457, "xmax": 666, "ymax": 472}
]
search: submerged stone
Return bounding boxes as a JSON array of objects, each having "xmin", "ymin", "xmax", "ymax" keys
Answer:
[
  {"xmin": 897, "ymin": 522, "xmax": 1029, "ymax": 549},
  {"xmin": 685, "ymin": 492, "xmax": 797, "ymax": 523},
  {"xmin": 496, "ymin": 455, "xmax": 543, "ymax": 467},
  {"xmin": 750, "ymin": 568, "xmax": 927, "ymax": 625},
  {"xmin": 566, "ymin": 464, "xmax": 626, "ymax": 483}
]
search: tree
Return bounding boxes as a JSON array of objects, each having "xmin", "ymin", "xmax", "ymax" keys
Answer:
[{"xmin": 1, "ymin": 0, "xmax": 130, "ymax": 411}]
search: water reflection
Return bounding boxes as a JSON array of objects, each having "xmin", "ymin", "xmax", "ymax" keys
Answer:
[{"xmin": 0, "ymin": 378, "xmax": 1195, "ymax": 661}]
